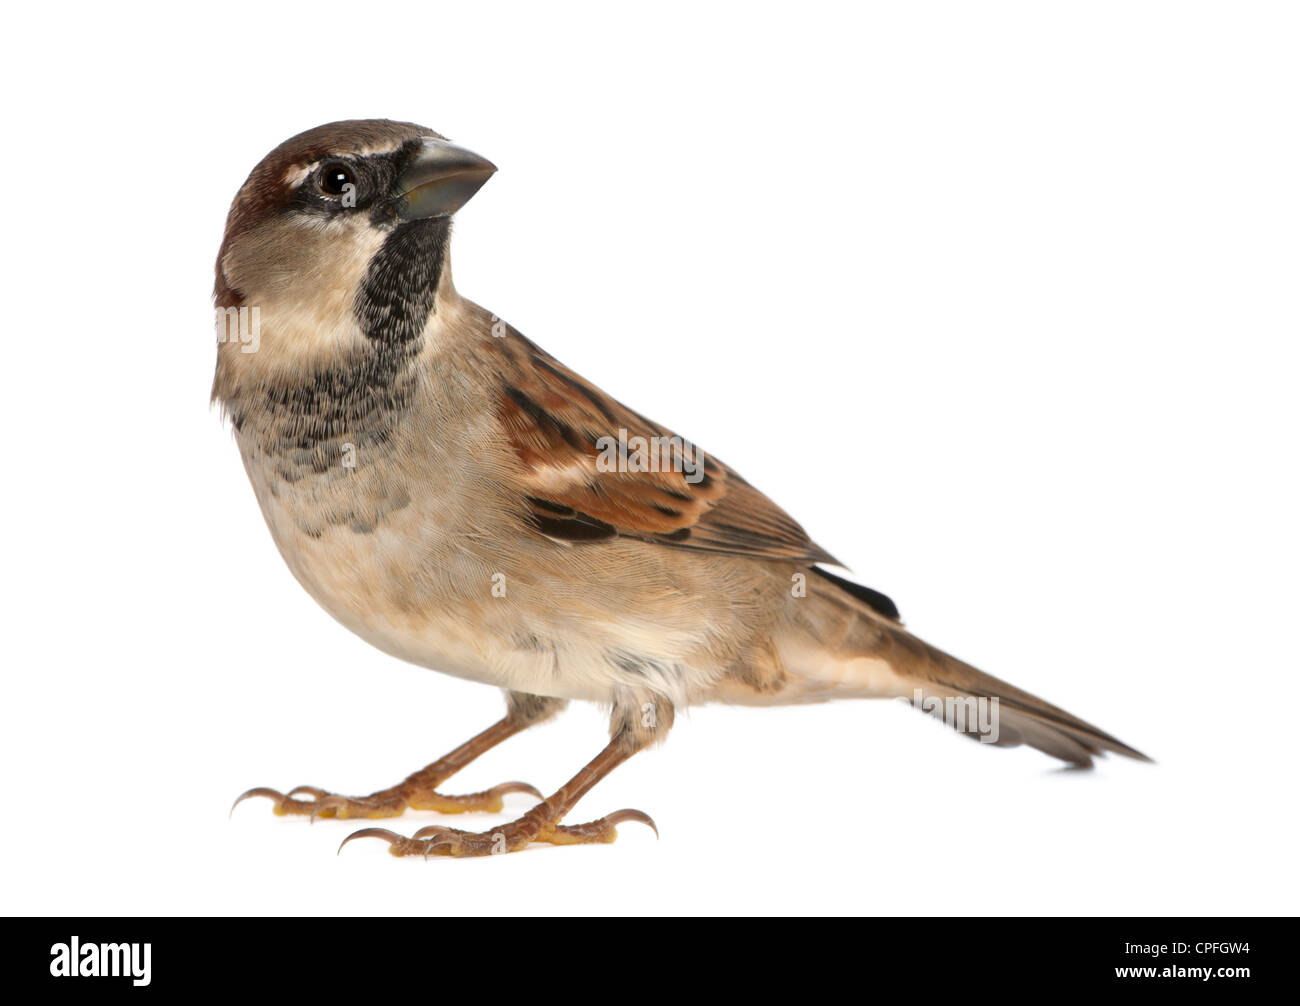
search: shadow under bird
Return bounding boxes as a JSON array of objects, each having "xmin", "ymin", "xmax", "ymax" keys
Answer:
[{"xmin": 216, "ymin": 119, "xmax": 1149, "ymax": 857}]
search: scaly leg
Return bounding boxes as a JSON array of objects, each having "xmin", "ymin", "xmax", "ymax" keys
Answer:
[
  {"xmin": 342, "ymin": 695, "xmax": 670, "ymax": 856},
  {"xmin": 232, "ymin": 693, "xmax": 564, "ymax": 820}
]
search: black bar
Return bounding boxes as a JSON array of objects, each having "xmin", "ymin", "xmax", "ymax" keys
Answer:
[{"xmin": 10, "ymin": 917, "xmax": 1271, "ymax": 990}]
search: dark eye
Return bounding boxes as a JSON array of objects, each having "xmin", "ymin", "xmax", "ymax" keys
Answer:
[{"xmin": 318, "ymin": 163, "xmax": 355, "ymax": 197}]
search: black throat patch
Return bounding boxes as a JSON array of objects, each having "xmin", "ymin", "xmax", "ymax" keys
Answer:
[
  {"xmin": 233, "ymin": 217, "xmax": 450, "ymax": 475},
  {"xmin": 355, "ymin": 216, "xmax": 450, "ymax": 346}
]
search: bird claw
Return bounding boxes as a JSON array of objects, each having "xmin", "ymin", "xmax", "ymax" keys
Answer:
[
  {"xmin": 230, "ymin": 777, "xmax": 542, "ymax": 821},
  {"xmin": 543, "ymin": 808, "xmax": 658, "ymax": 846},
  {"xmin": 340, "ymin": 807, "xmax": 659, "ymax": 858},
  {"xmin": 337, "ymin": 828, "xmax": 404, "ymax": 855},
  {"xmin": 603, "ymin": 808, "xmax": 659, "ymax": 838},
  {"xmin": 229, "ymin": 786, "xmax": 305, "ymax": 819},
  {"xmin": 486, "ymin": 781, "xmax": 544, "ymax": 800},
  {"xmin": 411, "ymin": 824, "xmax": 458, "ymax": 841}
]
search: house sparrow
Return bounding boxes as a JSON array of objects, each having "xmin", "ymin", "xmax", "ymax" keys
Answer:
[{"xmin": 218, "ymin": 119, "xmax": 1147, "ymax": 858}]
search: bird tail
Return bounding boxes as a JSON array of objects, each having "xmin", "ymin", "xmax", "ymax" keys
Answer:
[
  {"xmin": 885, "ymin": 629, "xmax": 1151, "ymax": 766},
  {"xmin": 778, "ymin": 568, "xmax": 1150, "ymax": 767}
]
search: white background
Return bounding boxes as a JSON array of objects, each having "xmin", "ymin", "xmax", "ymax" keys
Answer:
[{"xmin": 2, "ymin": 1, "xmax": 1296, "ymax": 916}]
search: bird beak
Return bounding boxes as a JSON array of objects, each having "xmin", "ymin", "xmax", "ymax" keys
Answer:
[{"xmin": 395, "ymin": 138, "xmax": 497, "ymax": 220}]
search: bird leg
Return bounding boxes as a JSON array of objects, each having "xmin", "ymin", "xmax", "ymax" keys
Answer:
[
  {"xmin": 342, "ymin": 738, "xmax": 655, "ymax": 855},
  {"xmin": 232, "ymin": 693, "xmax": 564, "ymax": 820},
  {"xmin": 342, "ymin": 694, "xmax": 670, "ymax": 856}
]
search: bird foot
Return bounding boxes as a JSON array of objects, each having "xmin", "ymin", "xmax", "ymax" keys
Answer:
[
  {"xmin": 230, "ymin": 779, "xmax": 542, "ymax": 821},
  {"xmin": 340, "ymin": 807, "xmax": 658, "ymax": 857}
]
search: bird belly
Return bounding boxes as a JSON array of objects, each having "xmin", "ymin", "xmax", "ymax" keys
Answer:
[{"xmin": 235, "ymin": 447, "xmax": 715, "ymax": 704}]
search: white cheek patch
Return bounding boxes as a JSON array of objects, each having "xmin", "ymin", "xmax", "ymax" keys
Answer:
[{"xmin": 222, "ymin": 215, "xmax": 391, "ymax": 377}]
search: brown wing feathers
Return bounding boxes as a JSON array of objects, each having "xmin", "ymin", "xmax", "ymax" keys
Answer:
[{"xmin": 494, "ymin": 331, "xmax": 836, "ymax": 563}]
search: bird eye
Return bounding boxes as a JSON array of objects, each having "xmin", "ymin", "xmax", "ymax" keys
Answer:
[{"xmin": 318, "ymin": 163, "xmax": 355, "ymax": 197}]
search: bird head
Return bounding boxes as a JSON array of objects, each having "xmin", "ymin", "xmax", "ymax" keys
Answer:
[{"xmin": 213, "ymin": 119, "xmax": 495, "ymax": 389}]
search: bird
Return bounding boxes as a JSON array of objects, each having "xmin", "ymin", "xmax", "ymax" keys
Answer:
[{"xmin": 216, "ymin": 119, "xmax": 1148, "ymax": 858}]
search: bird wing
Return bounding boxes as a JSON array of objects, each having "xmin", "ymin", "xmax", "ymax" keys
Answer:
[{"xmin": 491, "ymin": 328, "xmax": 838, "ymax": 565}]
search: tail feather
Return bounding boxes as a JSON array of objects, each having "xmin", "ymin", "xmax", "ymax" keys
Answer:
[
  {"xmin": 896, "ymin": 630, "xmax": 1151, "ymax": 766},
  {"xmin": 792, "ymin": 571, "xmax": 1151, "ymax": 768}
]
